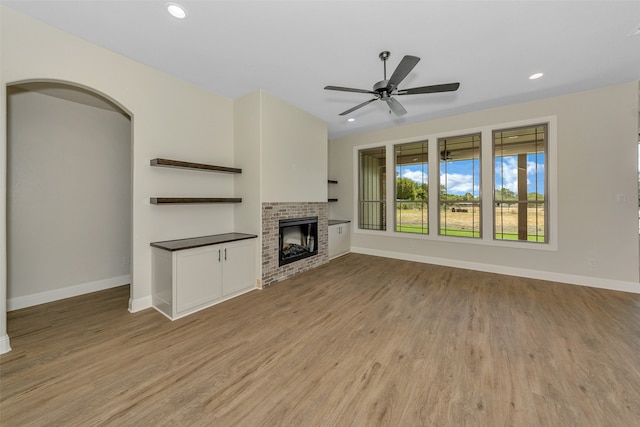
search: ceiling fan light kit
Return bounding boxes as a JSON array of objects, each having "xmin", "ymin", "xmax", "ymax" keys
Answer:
[{"xmin": 325, "ymin": 51, "xmax": 460, "ymax": 117}]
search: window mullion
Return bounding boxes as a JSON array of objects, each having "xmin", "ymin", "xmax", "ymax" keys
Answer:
[
  {"xmin": 481, "ymin": 128, "xmax": 494, "ymax": 240},
  {"xmin": 429, "ymin": 137, "xmax": 439, "ymax": 235},
  {"xmin": 385, "ymin": 142, "xmax": 394, "ymax": 234}
]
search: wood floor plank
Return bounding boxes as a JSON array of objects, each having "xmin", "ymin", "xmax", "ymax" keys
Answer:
[{"xmin": 1, "ymin": 253, "xmax": 639, "ymax": 426}]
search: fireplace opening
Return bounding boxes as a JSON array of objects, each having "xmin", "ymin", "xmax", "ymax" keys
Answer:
[{"xmin": 279, "ymin": 216, "xmax": 318, "ymax": 266}]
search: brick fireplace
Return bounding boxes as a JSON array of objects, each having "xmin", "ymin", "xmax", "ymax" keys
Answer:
[{"xmin": 261, "ymin": 202, "xmax": 328, "ymax": 287}]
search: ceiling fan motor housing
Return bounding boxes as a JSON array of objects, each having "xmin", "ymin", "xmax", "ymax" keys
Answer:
[{"xmin": 373, "ymin": 80, "xmax": 391, "ymax": 99}]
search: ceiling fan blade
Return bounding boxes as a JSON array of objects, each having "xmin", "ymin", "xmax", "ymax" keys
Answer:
[
  {"xmin": 386, "ymin": 97, "xmax": 407, "ymax": 117},
  {"xmin": 397, "ymin": 82, "xmax": 460, "ymax": 95},
  {"xmin": 387, "ymin": 55, "xmax": 420, "ymax": 91},
  {"xmin": 325, "ymin": 85, "xmax": 376, "ymax": 95},
  {"xmin": 339, "ymin": 98, "xmax": 378, "ymax": 116}
]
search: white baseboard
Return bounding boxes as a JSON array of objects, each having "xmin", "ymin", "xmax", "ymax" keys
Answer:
[
  {"xmin": 351, "ymin": 247, "xmax": 640, "ymax": 295},
  {"xmin": 0, "ymin": 334, "xmax": 11, "ymax": 355},
  {"xmin": 128, "ymin": 295, "xmax": 152, "ymax": 313},
  {"xmin": 7, "ymin": 275, "xmax": 132, "ymax": 311}
]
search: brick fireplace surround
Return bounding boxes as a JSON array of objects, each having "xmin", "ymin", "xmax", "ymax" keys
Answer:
[{"xmin": 261, "ymin": 202, "xmax": 328, "ymax": 287}]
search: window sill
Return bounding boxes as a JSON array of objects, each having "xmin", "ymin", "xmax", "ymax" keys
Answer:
[{"xmin": 354, "ymin": 227, "xmax": 558, "ymax": 251}]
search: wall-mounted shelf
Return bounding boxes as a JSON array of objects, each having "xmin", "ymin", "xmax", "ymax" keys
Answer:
[
  {"xmin": 151, "ymin": 197, "xmax": 242, "ymax": 205},
  {"xmin": 328, "ymin": 179, "xmax": 338, "ymax": 202},
  {"xmin": 150, "ymin": 158, "xmax": 242, "ymax": 205},
  {"xmin": 151, "ymin": 158, "xmax": 242, "ymax": 174}
]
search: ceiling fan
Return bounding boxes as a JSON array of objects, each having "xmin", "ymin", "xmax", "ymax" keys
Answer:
[{"xmin": 324, "ymin": 51, "xmax": 460, "ymax": 117}]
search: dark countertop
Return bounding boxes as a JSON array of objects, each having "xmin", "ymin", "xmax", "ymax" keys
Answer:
[
  {"xmin": 151, "ymin": 232, "xmax": 257, "ymax": 251},
  {"xmin": 329, "ymin": 219, "xmax": 351, "ymax": 226}
]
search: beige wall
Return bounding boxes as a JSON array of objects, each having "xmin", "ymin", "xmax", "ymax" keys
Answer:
[
  {"xmin": 234, "ymin": 90, "xmax": 262, "ymax": 236},
  {"xmin": 260, "ymin": 91, "xmax": 328, "ymax": 203},
  {"xmin": 234, "ymin": 91, "xmax": 263, "ymax": 287},
  {"xmin": 1, "ymin": 7, "xmax": 237, "ymax": 351},
  {"xmin": 329, "ymin": 82, "xmax": 640, "ymax": 292},
  {"xmin": 7, "ymin": 89, "xmax": 131, "ymax": 306}
]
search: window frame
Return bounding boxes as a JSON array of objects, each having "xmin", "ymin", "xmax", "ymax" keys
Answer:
[
  {"xmin": 492, "ymin": 123, "xmax": 549, "ymax": 244},
  {"xmin": 437, "ymin": 132, "xmax": 482, "ymax": 239},
  {"xmin": 357, "ymin": 145, "xmax": 388, "ymax": 231},
  {"xmin": 394, "ymin": 140, "xmax": 429, "ymax": 235}
]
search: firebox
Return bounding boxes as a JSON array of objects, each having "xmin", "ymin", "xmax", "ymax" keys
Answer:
[{"xmin": 279, "ymin": 216, "xmax": 318, "ymax": 266}]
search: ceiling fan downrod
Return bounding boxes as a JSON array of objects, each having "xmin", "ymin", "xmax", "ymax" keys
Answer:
[{"xmin": 379, "ymin": 51, "xmax": 390, "ymax": 80}]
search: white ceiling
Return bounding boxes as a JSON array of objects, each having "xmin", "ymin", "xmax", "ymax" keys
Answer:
[{"xmin": 2, "ymin": 0, "xmax": 640, "ymax": 139}]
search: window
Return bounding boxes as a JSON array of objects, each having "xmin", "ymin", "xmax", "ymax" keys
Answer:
[
  {"xmin": 355, "ymin": 117, "xmax": 554, "ymax": 247},
  {"xmin": 493, "ymin": 124, "xmax": 547, "ymax": 242},
  {"xmin": 395, "ymin": 140, "xmax": 428, "ymax": 234},
  {"xmin": 438, "ymin": 134, "xmax": 481, "ymax": 238},
  {"xmin": 358, "ymin": 147, "xmax": 386, "ymax": 230}
]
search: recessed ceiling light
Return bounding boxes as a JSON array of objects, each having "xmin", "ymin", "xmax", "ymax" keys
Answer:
[
  {"xmin": 529, "ymin": 73, "xmax": 544, "ymax": 80},
  {"xmin": 347, "ymin": 118, "xmax": 355, "ymax": 122},
  {"xmin": 167, "ymin": 3, "xmax": 187, "ymax": 19}
]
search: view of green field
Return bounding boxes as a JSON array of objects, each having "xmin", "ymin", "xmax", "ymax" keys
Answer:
[{"xmin": 396, "ymin": 205, "xmax": 545, "ymax": 241}]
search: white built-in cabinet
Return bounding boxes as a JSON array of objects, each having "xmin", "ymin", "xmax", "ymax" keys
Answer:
[
  {"xmin": 328, "ymin": 221, "xmax": 350, "ymax": 259},
  {"xmin": 151, "ymin": 234, "xmax": 257, "ymax": 320}
]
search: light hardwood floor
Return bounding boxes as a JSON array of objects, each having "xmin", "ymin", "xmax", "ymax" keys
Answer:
[{"xmin": 1, "ymin": 253, "xmax": 639, "ymax": 426}]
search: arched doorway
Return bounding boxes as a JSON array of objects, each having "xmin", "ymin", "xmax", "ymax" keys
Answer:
[{"xmin": 6, "ymin": 80, "xmax": 133, "ymax": 316}]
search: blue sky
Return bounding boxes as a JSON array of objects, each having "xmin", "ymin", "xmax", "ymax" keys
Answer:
[{"xmin": 397, "ymin": 153, "xmax": 545, "ymax": 196}]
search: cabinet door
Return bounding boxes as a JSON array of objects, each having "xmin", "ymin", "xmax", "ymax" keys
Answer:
[
  {"xmin": 222, "ymin": 239, "xmax": 256, "ymax": 295},
  {"xmin": 328, "ymin": 224, "xmax": 340, "ymax": 258},
  {"xmin": 176, "ymin": 245, "xmax": 223, "ymax": 313},
  {"xmin": 329, "ymin": 223, "xmax": 350, "ymax": 259},
  {"xmin": 337, "ymin": 223, "xmax": 350, "ymax": 255}
]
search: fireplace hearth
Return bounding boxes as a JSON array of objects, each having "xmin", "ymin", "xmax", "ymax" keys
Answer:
[{"xmin": 279, "ymin": 216, "xmax": 318, "ymax": 266}]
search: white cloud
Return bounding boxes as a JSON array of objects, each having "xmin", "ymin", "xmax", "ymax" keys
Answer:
[
  {"xmin": 495, "ymin": 157, "xmax": 519, "ymax": 192},
  {"xmin": 527, "ymin": 161, "xmax": 544, "ymax": 178},
  {"xmin": 440, "ymin": 173, "xmax": 478, "ymax": 195},
  {"xmin": 495, "ymin": 156, "xmax": 544, "ymax": 194},
  {"xmin": 402, "ymin": 170, "xmax": 427, "ymax": 184}
]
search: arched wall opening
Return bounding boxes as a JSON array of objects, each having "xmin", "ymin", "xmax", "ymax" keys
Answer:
[{"xmin": 5, "ymin": 79, "xmax": 133, "ymax": 313}]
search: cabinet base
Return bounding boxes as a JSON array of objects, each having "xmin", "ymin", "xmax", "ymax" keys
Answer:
[{"xmin": 152, "ymin": 286, "xmax": 257, "ymax": 320}]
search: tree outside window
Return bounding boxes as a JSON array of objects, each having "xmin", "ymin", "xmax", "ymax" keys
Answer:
[{"xmin": 395, "ymin": 141, "xmax": 428, "ymax": 234}]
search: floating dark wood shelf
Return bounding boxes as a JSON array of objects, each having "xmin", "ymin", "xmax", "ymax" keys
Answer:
[
  {"xmin": 150, "ymin": 158, "xmax": 241, "ymax": 174},
  {"xmin": 328, "ymin": 180, "xmax": 338, "ymax": 184},
  {"xmin": 328, "ymin": 198, "xmax": 338, "ymax": 202},
  {"xmin": 151, "ymin": 197, "xmax": 242, "ymax": 205}
]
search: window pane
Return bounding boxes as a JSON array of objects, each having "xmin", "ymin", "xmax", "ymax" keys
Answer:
[
  {"xmin": 395, "ymin": 141, "xmax": 428, "ymax": 234},
  {"xmin": 438, "ymin": 134, "xmax": 481, "ymax": 238},
  {"xmin": 359, "ymin": 147, "xmax": 386, "ymax": 230},
  {"xmin": 493, "ymin": 124, "xmax": 547, "ymax": 242}
]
